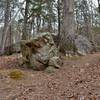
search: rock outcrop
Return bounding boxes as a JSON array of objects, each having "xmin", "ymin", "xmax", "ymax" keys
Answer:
[
  {"xmin": 75, "ymin": 35, "xmax": 93, "ymax": 55},
  {"xmin": 21, "ymin": 33, "xmax": 61, "ymax": 71},
  {"xmin": 63, "ymin": 33, "xmax": 93, "ymax": 56}
]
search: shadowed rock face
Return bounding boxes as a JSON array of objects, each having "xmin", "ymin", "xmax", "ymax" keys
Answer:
[
  {"xmin": 75, "ymin": 35, "xmax": 93, "ymax": 55},
  {"xmin": 21, "ymin": 33, "xmax": 61, "ymax": 71},
  {"xmin": 58, "ymin": 33, "xmax": 93, "ymax": 56}
]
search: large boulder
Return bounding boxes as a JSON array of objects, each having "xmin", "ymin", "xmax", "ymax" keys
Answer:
[
  {"xmin": 53, "ymin": 33, "xmax": 93, "ymax": 56},
  {"xmin": 94, "ymin": 34, "xmax": 100, "ymax": 51},
  {"xmin": 94, "ymin": 34, "xmax": 100, "ymax": 46},
  {"xmin": 21, "ymin": 32, "xmax": 61, "ymax": 71},
  {"xmin": 75, "ymin": 35, "xmax": 93, "ymax": 55}
]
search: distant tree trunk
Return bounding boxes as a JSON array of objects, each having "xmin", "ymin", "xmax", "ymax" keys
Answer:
[
  {"xmin": 22, "ymin": 0, "xmax": 29, "ymax": 40},
  {"xmin": 1, "ymin": 0, "xmax": 11, "ymax": 55},
  {"xmin": 46, "ymin": 0, "xmax": 53, "ymax": 33},
  {"xmin": 81, "ymin": 0, "xmax": 92, "ymax": 40},
  {"xmin": 36, "ymin": 15, "xmax": 41, "ymax": 33},
  {"xmin": 57, "ymin": 0, "xmax": 61, "ymax": 46},
  {"xmin": 6, "ymin": 11, "xmax": 13, "ymax": 55},
  {"xmin": 98, "ymin": 0, "xmax": 100, "ymax": 12},
  {"xmin": 48, "ymin": 19, "xmax": 52, "ymax": 33},
  {"xmin": 59, "ymin": 0, "xmax": 75, "ymax": 54}
]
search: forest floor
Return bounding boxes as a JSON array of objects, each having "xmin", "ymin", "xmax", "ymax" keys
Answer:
[{"xmin": 0, "ymin": 53, "xmax": 100, "ymax": 100}]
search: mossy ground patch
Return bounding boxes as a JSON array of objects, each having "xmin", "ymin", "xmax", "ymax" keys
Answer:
[{"xmin": 9, "ymin": 69, "xmax": 25, "ymax": 80}]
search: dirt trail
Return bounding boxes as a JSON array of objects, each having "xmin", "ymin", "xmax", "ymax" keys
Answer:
[{"xmin": 0, "ymin": 53, "xmax": 100, "ymax": 100}]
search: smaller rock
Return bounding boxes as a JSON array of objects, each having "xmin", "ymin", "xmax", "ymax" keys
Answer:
[
  {"xmin": 80, "ymin": 68, "xmax": 85, "ymax": 73},
  {"xmin": 75, "ymin": 35, "xmax": 93, "ymax": 55},
  {"xmin": 45, "ymin": 66, "xmax": 57, "ymax": 73},
  {"xmin": 85, "ymin": 63, "xmax": 90, "ymax": 66},
  {"xmin": 72, "ymin": 65, "xmax": 76, "ymax": 68},
  {"xmin": 49, "ymin": 57, "xmax": 61, "ymax": 68}
]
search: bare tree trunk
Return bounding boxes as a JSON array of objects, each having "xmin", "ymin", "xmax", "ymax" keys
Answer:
[
  {"xmin": 57, "ymin": 0, "xmax": 61, "ymax": 46},
  {"xmin": 36, "ymin": 16, "xmax": 41, "ymax": 33},
  {"xmin": 59, "ymin": 0, "xmax": 75, "ymax": 54},
  {"xmin": 6, "ymin": 11, "xmax": 13, "ymax": 55},
  {"xmin": 22, "ymin": 0, "xmax": 29, "ymax": 40},
  {"xmin": 98, "ymin": 0, "xmax": 100, "ymax": 12},
  {"xmin": 63, "ymin": 0, "xmax": 74, "ymax": 35},
  {"xmin": 81, "ymin": 0, "xmax": 92, "ymax": 40},
  {"xmin": 0, "ymin": 0, "xmax": 25, "ymax": 55},
  {"xmin": 1, "ymin": 0, "xmax": 11, "ymax": 55}
]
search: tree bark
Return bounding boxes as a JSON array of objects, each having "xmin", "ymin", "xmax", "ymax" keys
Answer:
[
  {"xmin": 59, "ymin": 0, "xmax": 75, "ymax": 54},
  {"xmin": 1, "ymin": 0, "xmax": 11, "ymax": 55},
  {"xmin": 22, "ymin": 0, "xmax": 30, "ymax": 40},
  {"xmin": 57, "ymin": 0, "xmax": 61, "ymax": 46},
  {"xmin": 98, "ymin": 0, "xmax": 100, "ymax": 12},
  {"xmin": 0, "ymin": 0, "xmax": 25, "ymax": 55}
]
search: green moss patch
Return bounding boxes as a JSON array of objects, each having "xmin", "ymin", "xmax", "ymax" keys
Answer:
[{"xmin": 9, "ymin": 70, "xmax": 25, "ymax": 80}]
